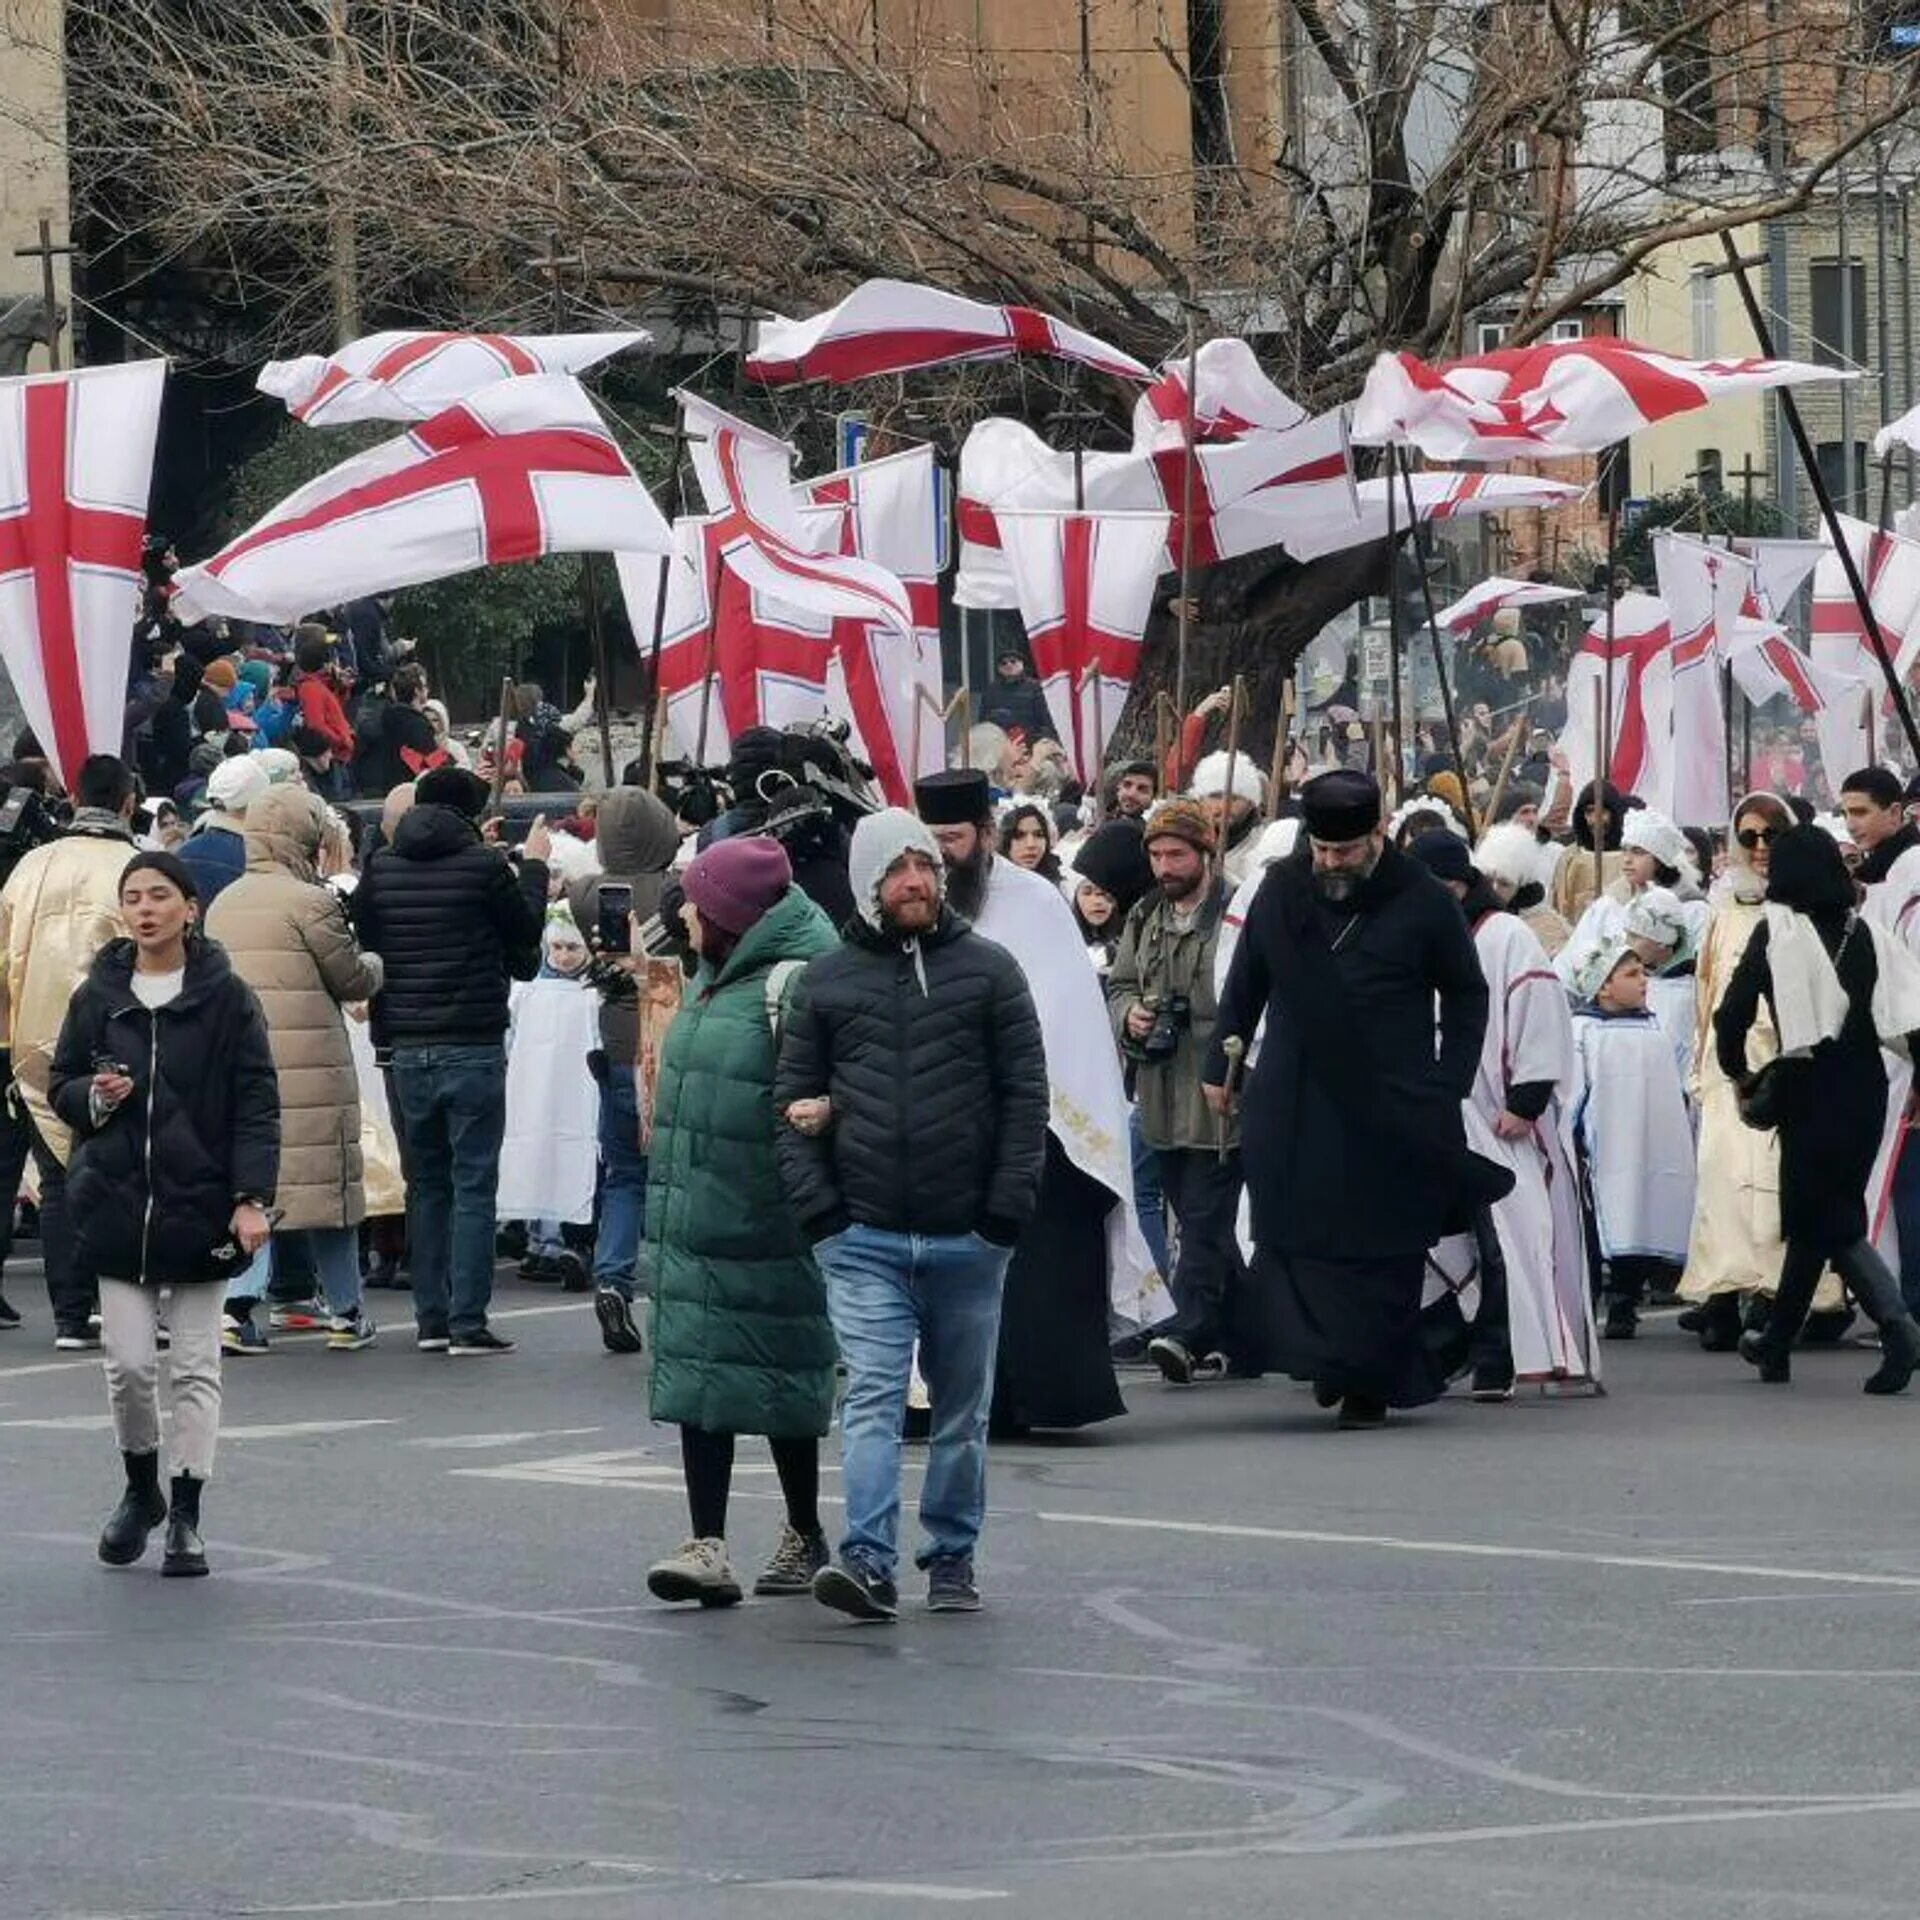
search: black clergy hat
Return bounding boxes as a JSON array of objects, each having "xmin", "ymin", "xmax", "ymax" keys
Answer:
[
  {"xmin": 1300, "ymin": 768, "xmax": 1382, "ymax": 844},
  {"xmin": 915, "ymin": 767, "xmax": 993, "ymax": 826}
]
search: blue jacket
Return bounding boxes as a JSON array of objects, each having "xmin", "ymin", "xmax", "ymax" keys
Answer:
[{"xmin": 176, "ymin": 825, "xmax": 247, "ymax": 906}]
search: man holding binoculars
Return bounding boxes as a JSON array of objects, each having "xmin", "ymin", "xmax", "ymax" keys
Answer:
[{"xmin": 1107, "ymin": 796, "xmax": 1253, "ymax": 1385}]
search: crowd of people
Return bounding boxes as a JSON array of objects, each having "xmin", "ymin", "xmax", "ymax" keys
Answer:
[{"xmin": 7, "ymin": 595, "xmax": 1920, "ymax": 1618}]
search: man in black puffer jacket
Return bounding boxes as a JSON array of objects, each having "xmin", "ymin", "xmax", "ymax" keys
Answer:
[
  {"xmin": 774, "ymin": 808, "xmax": 1047, "ymax": 1622},
  {"xmin": 351, "ymin": 767, "xmax": 549, "ymax": 1354}
]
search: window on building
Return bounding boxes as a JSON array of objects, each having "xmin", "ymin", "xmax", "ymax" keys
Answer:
[
  {"xmin": 1810, "ymin": 259, "xmax": 1868, "ymax": 367},
  {"xmin": 1548, "ymin": 319, "xmax": 1586, "ymax": 344},
  {"xmin": 1690, "ymin": 268, "xmax": 1716, "ymax": 360},
  {"xmin": 1816, "ymin": 439, "xmax": 1869, "ymax": 511},
  {"xmin": 1476, "ymin": 321, "xmax": 1506, "ymax": 356}
]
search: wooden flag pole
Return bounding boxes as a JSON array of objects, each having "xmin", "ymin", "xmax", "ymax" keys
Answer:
[
  {"xmin": 635, "ymin": 418, "xmax": 689, "ymax": 787},
  {"xmin": 1219, "ymin": 673, "xmax": 1247, "ymax": 844},
  {"xmin": 1483, "ymin": 697, "xmax": 1531, "ymax": 828},
  {"xmin": 486, "ymin": 675, "xmax": 515, "ymax": 816},
  {"xmin": 1593, "ymin": 694, "xmax": 1606, "ymax": 900},
  {"xmin": 1267, "ymin": 678, "xmax": 1298, "ymax": 817},
  {"xmin": 1173, "ymin": 314, "xmax": 1200, "ymax": 730},
  {"xmin": 1394, "ymin": 449, "xmax": 1477, "ymax": 837}
]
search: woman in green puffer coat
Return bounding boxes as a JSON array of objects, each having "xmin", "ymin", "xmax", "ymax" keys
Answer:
[{"xmin": 645, "ymin": 835, "xmax": 840, "ymax": 1608}]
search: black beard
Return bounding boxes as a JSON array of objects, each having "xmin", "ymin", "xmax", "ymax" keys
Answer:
[{"xmin": 943, "ymin": 841, "xmax": 992, "ymax": 918}]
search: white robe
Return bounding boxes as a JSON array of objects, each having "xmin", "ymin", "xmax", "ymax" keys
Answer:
[
  {"xmin": 1858, "ymin": 843, "xmax": 1920, "ymax": 1261},
  {"xmin": 1646, "ymin": 971, "xmax": 1697, "ymax": 1091},
  {"xmin": 497, "ymin": 976, "xmax": 602, "ymax": 1225},
  {"xmin": 1571, "ymin": 1007, "xmax": 1697, "ymax": 1265},
  {"xmin": 1463, "ymin": 913, "xmax": 1597, "ymax": 1383},
  {"xmin": 973, "ymin": 857, "xmax": 1164, "ymax": 1325}
]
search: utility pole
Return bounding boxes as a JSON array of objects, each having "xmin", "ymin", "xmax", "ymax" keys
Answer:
[
  {"xmin": 12, "ymin": 218, "xmax": 74, "ymax": 369},
  {"xmin": 1763, "ymin": 0, "xmax": 1798, "ymax": 529}
]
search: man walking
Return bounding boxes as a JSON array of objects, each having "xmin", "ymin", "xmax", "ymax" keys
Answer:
[
  {"xmin": 351, "ymin": 767, "xmax": 549, "ymax": 1354},
  {"xmin": 1106, "ymin": 795, "xmax": 1252, "ymax": 1383},
  {"xmin": 0, "ymin": 754, "xmax": 138, "ymax": 1347},
  {"xmin": 774, "ymin": 809, "xmax": 1048, "ymax": 1619},
  {"xmin": 1207, "ymin": 770, "xmax": 1495, "ymax": 1429}
]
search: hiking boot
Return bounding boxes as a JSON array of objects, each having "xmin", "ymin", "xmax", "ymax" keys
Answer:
[
  {"xmin": 926, "ymin": 1557, "xmax": 981, "ymax": 1613},
  {"xmin": 594, "ymin": 1286, "xmax": 644, "ymax": 1355},
  {"xmin": 1147, "ymin": 1335, "xmax": 1195, "ymax": 1385},
  {"xmin": 160, "ymin": 1474, "xmax": 208, "ymax": 1578},
  {"xmin": 1336, "ymin": 1394, "xmax": 1389, "ymax": 1430},
  {"xmin": 97, "ymin": 1450, "xmax": 167, "ymax": 1567},
  {"xmin": 325, "ymin": 1309, "xmax": 377, "ymax": 1352},
  {"xmin": 753, "ymin": 1525, "xmax": 830, "ymax": 1596},
  {"xmin": 647, "ymin": 1536, "xmax": 742, "ymax": 1607},
  {"xmin": 812, "ymin": 1557, "xmax": 899, "ymax": 1622}
]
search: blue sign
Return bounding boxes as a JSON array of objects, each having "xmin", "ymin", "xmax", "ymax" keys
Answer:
[{"xmin": 834, "ymin": 410, "xmax": 952, "ymax": 572}]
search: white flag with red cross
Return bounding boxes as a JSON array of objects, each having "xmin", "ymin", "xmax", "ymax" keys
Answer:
[
  {"xmin": 1559, "ymin": 592, "xmax": 1674, "ymax": 804},
  {"xmin": 1652, "ymin": 533, "xmax": 1750, "ymax": 826},
  {"xmin": 746, "ymin": 278, "xmax": 1151, "ymax": 388},
  {"xmin": 1432, "ymin": 575, "xmax": 1582, "ymax": 635},
  {"xmin": 994, "ymin": 509, "xmax": 1170, "ymax": 786},
  {"xmin": 1132, "ymin": 339, "xmax": 1308, "ymax": 450},
  {"xmin": 259, "ymin": 329, "xmax": 649, "ymax": 426},
  {"xmin": 0, "ymin": 361, "xmax": 165, "ymax": 786},
  {"xmin": 1353, "ymin": 337, "xmax": 1849, "ymax": 461},
  {"xmin": 173, "ymin": 375, "xmax": 672, "ymax": 626}
]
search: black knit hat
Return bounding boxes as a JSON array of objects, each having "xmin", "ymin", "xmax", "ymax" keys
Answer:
[
  {"xmin": 415, "ymin": 766, "xmax": 490, "ymax": 819},
  {"xmin": 120, "ymin": 849, "xmax": 200, "ymax": 904},
  {"xmin": 1072, "ymin": 819, "xmax": 1154, "ymax": 916}
]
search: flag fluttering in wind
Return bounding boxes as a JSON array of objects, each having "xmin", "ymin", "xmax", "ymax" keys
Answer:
[
  {"xmin": 173, "ymin": 375, "xmax": 672, "ymax": 624},
  {"xmin": 0, "ymin": 361, "xmax": 166, "ymax": 785},
  {"xmin": 1353, "ymin": 337, "xmax": 1849, "ymax": 461},
  {"xmin": 1432, "ymin": 575, "xmax": 1582, "ymax": 635},
  {"xmin": 1653, "ymin": 533, "xmax": 1750, "ymax": 826},
  {"xmin": 259, "ymin": 330, "xmax": 649, "ymax": 427},
  {"xmin": 1133, "ymin": 338, "xmax": 1308, "ymax": 448},
  {"xmin": 1560, "ymin": 592, "xmax": 1674, "ymax": 804},
  {"xmin": 746, "ymin": 279, "xmax": 1151, "ymax": 388}
]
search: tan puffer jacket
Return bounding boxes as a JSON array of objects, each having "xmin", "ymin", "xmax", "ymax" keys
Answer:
[{"xmin": 205, "ymin": 786, "xmax": 384, "ymax": 1230}]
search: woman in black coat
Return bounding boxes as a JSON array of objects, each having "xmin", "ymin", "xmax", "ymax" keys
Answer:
[
  {"xmin": 1715, "ymin": 827, "xmax": 1920, "ymax": 1392},
  {"xmin": 49, "ymin": 851, "xmax": 280, "ymax": 1576}
]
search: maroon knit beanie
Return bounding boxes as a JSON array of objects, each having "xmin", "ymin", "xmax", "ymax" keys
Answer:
[{"xmin": 682, "ymin": 834, "xmax": 792, "ymax": 936}]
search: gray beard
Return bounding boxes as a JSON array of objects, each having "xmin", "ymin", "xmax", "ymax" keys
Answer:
[
  {"xmin": 1313, "ymin": 867, "xmax": 1369, "ymax": 904},
  {"xmin": 944, "ymin": 842, "xmax": 992, "ymax": 919}
]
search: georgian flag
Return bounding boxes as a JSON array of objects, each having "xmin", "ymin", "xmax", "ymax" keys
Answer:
[
  {"xmin": 0, "ymin": 361, "xmax": 165, "ymax": 785},
  {"xmin": 1353, "ymin": 337, "xmax": 1849, "ymax": 460},
  {"xmin": 1559, "ymin": 592, "xmax": 1674, "ymax": 805},
  {"xmin": 1269, "ymin": 470, "xmax": 1586, "ymax": 564},
  {"xmin": 746, "ymin": 279, "xmax": 1151, "ymax": 387},
  {"xmin": 259, "ymin": 330, "xmax": 649, "ymax": 426},
  {"xmin": 1133, "ymin": 338, "xmax": 1308, "ymax": 449},
  {"xmin": 173, "ymin": 375, "xmax": 672, "ymax": 625},
  {"xmin": 1652, "ymin": 533, "xmax": 1750, "ymax": 826},
  {"xmin": 1433, "ymin": 575, "xmax": 1581, "ymax": 635}
]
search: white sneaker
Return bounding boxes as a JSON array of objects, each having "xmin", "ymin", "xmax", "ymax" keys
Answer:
[{"xmin": 646, "ymin": 1536, "xmax": 742, "ymax": 1608}]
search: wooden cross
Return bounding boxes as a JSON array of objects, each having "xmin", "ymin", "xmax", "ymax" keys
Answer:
[{"xmin": 12, "ymin": 218, "xmax": 74, "ymax": 370}]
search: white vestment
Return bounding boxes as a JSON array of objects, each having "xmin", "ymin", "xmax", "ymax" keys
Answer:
[
  {"xmin": 498, "ymin": 977, "xmax": 602, "ymax": 1224},
  {"xmin": 1856, "ymin": 843, "xmax": 1920, "ymax": 1261},
  {"xmin": 1570, "ymin": 1007, "xmax": 1697, "ymax": 1265},
  {"xmin": 973, "ymin": 857, "xmax": 1162, "ymax": 1324},
  {"xmin": 1647, "ymin": 971, "xmax": 1698, "ymax": 1091},
  {"xmin": 1463, "ymin": 912, "xmax": 1596, "ymax": 1383}
]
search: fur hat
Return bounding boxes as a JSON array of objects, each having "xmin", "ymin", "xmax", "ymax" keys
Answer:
[
  {"xmin": 1142, "ymin": 794, "xmax": 1217, "ymax": 855},
  {"xmin": 1189, "ymin": 750, "xmax": 1267, "ymax": 808},
  {"xmin": 1473, "ymin": 821, "xmax": 1549, "ymax": 893}
]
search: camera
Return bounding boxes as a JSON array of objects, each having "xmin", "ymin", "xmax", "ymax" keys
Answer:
[{"xmin": 1126, "ymin": 991, "xmax": 1191, "ymax": 1064}]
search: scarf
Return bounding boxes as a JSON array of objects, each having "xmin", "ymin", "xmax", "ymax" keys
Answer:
[{"xmin": 1762, "ymin": 903, "xmax": 1920, "ymax": 1061}]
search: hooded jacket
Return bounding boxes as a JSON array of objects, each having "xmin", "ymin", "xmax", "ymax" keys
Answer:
[
  {"xmin": 48, "ymin": 935, "xmax": 279, "ymax": 1285},
  {"xmin": 351, "ymin": 803, "xmax": 548, "ymax": 1048},
  {"xmin": 568, "ymin": 785, "xmax": 680, "ymax": 1064},
  {"xmin": 771, "ymin": 809, "xmax": 1049, "ymax": 1244},
  {"xmin": 206, "ymin": 786, "xmax": 384, "ymax": 1229}
]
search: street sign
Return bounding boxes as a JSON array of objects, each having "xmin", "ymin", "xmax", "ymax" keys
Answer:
[{"xmin": 835, "ymin": 408, "xmax": 951, "ymax": 573}]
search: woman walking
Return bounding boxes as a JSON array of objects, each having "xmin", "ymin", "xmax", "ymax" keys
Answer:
[
  {"xmin": 643, "ymin": 837, "xmax": 840, "ymax": 1606},
  {"xmin": 49, "ymin": 852, "xmax": 278, "ymax": 1576},
  {"xmin": 1716, "ymin": 827, "xmax": 1920, "ymax": 1391}
]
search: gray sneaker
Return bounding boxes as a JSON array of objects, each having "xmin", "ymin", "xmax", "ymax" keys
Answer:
[
  {"xmin": 926, "ymin": 1558, "xmax": 981, "ymax": 1613},
  {"xmin": 753, "ymin": 1525, "xmax": 830, "ymax": 1596},
  {"xmin": 647, "ymin": 1536, "xmax": 742, "ymax": 1608}
]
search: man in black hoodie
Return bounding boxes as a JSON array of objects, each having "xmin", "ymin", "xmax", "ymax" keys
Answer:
[{"xmin": 352, "ymin": 768, "xmax": 549, "ymax": 1354}]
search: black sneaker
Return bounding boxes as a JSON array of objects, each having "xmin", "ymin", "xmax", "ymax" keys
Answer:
[
  {"xmin": 812, "ymin": 1558, "xmax": 899, "ymax": 1622},
  {"xmin": 1147, "ymin": 1335, "xmax": 1195, "ymax": 1384},
  {"xmin": 594, "ymin": 1286, "xmax": 644, "ymax": 1355},
  {"xmin": 1469, "ymin": 1362, "xmax": 1515, "ymax": 1402},
  {"xmin": 449, "ymin": 1327, "xmax": 515, "ymax": 1355},
  {"xmin": 1602, "ymin": 1299, "xmax": 1638, "ymax": 1341},
  {"xmin": 1336, "ymin": 1394, "xmax": 1389, "ymax": 1430},
  {"xmin": 416, "ymin": 1325, "xmax": 451, "ymax": 1353},
  {"xmin": 54, "ymin": 1325, "xmax": 100, "ymax": 1351},
  {"xmin": 552, "ymin": 1250, "xmax": 590, "ymax": 1294},
  {"xmin": 926, "ymin": 1558, "xmax": 981, "ymax": 1613},
  {"xmin": 0, "ymin": 1292, "xmax": 19, "ymax": 1330},
  {"xmin": 517, "ymin": 1253, "xmax": 559, "ymax": 1284}
]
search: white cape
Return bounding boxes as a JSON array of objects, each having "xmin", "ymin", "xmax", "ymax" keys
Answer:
[
  {"xmin": 1859, "ymin": 844, "xmax": 1920, "ymax": 1261},
  {"xmin": 1571, "ymin": 1008, "xmax": 1696, "ymax": 1264},
  {"xmin": 498, "ymin": 977, "xmax": 602, "ymax": 1224},
  {"xmin": 974, "ymin": 857, "xmax": 1164, "ymax": 1325}
]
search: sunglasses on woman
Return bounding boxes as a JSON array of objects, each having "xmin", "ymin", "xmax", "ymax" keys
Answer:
[{"xmin": 1735, "ymin": 826, "xmax": 1778, "ymax": 850}]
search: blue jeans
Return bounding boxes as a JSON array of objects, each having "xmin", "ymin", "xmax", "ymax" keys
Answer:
[
  {"xmin": 227, "ymin": 1227, "xmax": 362, "ymax": 1315},
  {"xmin": 816, "ymin": 1224, "xmax": 1011, "ymax": 1580},
  {"xmin": 594, "ymin": 1062, "xmax": 647, "ymax": 1299},
  {"xmin": 392, "ymin": 1043, "xmax": 507, "ymax": 1338},
  {"xmin": 1129, "ymin": 1107, "xmax": 1170, "ymax": 1279}
]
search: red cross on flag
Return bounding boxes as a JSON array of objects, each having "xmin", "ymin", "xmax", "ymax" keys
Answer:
[
  {"xmin": 1353, "ymin": 337, "xmax": 1849, "ymax": 461},
  {"xmin": 1248, "ymin": 469, "xmax": 1586, "ymax": 564},
  {"xmin": 1432, "ymin": 575, "xmax": 1582, "ymax": 635},
  {"xmin": 1653, "ymin": 533, "xmax": 1752, "ymax": 826},
  {"xmin": 995, "ymin": 509, "xmax": 1170, "ymax": 785},
  {"xmin": 259, "ymin": 329, "xmax": 650, "ymax": 426},
  {"xmin": 0, "ymin": 361, "xmax": 165, "ymax": 786},
  {"xmin": 746, "ymin": 279, "xmax": 1151, "ymax": 388},
  {"xmin": 173, "ymin": 375, "xmax": 673, "ymax": 626},
  {"xmin": 1559, "ymin": 592, "xmax": 1674, "ymax": 803},
  {"xmin": 1133, "ymin": 339, "xmax": 1308, "ymax": 448}
]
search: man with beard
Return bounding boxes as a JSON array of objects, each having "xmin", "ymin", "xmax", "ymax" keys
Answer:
[
  {"xmin": 915, "ymin": 769, "xmax": 1160, "ymax": 1426},
  {"xmin": 1205, "ymin": 770, "xmax": 1495, "ymax": 1429},
  {"xmin": 1103, "ymin": 759, "xmax": 1159, "ymax": 821}
]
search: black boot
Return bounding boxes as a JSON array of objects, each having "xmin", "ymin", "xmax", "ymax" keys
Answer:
[
  {"xmin": 97, "ymin": 1450, "xmax": 167, "ymax": 1566},
  {"xmin": 1836, "ymin": 1242, "xmax": 1920, "ymax": 1396},
  {"xmin": 1698, "ymin": 1292, "xmax": 1744, "ymax": 1351},
  {"xmin": 161, "ymin": 1473, "xmax": 208, "ymax": 1578}
]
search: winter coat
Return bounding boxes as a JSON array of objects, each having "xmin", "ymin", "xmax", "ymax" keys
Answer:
[
  {"xmin": 350, "ymin": 804, "xmax": 548, "ymax": 1049},
  {"xmin": 48, "ymin": 936, "xmax": 280, "ymax": 1286},
  {"xmin": 176, "ymin": 821, "xmax": 248, "ymax": 907},
  {"xmin": 772, "ymin": 907, "xmax": 1049, "ymax": 1244},
  {"xmin": 976, "ymin": 674, "xmax": 1057, "ymax": 743},
  {"xmin": 295, "ymin": 671, "xmax": 356, "ymax": 762},
  {"xmin": 648, "ymin": 887, "xmax": 841, "ymax": 1437},
  {"xmin": 1106, "ymin": 878, "xmax": 1237, "ymax": 1153},
  {"xmin": 1208, "ymin": 844, "xmax": 1494, "ymax": 1260},
  {"xmin": 0, "ymin": 817, "xmax": 134, "ymax": 1159},
  {"xmin": 206, "ymin": 786, "xmax": 385, "ymax": 1230},
  {"xmin": 568, "ymin": 786, "xmax": 679, "ymax": 1065}
]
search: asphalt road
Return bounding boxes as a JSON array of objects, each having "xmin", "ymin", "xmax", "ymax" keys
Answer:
[{"xmin": 4, "ymin": 1267, "xmax": 1920, "ymax": 1920}]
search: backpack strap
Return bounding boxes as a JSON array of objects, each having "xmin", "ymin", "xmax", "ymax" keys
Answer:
[{"xmin": 763, "ymin": 959, "xmax": 805, "ymax": 1043}]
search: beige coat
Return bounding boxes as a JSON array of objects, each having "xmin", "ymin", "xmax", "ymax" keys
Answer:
[
  {"xmin": 0, "ymin": 823, "xmax": 132, "ymax": 1161},
  {"xmin": 206, "ymin": 787, "xmax": 384, "ymax": 1231}
]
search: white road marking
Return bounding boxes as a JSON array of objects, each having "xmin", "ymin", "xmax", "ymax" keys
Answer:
[
  {"xmin": 405, "ymin": 1427, "xmax": 603, "ymax": 1450},
  {"xmin": 450, "ymin": 1446, "xmax": 919, "ymax": 1491},
  {"xmin": 0, "ymin": 1416, "xmax": 397, "ymax": 1440},
  {"xmin": 1037, "ymin": 1509, "xmax": 1920, "ymax": 1591},
  {"xmin": 0, "ymin": 1357, "xmax": 100, "ymax": 1380},
  {"xmin": 488, "ymin": 1301, "xmax": 597, "ymax": 1321}
]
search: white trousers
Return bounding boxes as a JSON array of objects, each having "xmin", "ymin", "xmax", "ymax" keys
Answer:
[{"xmin": 98, "ymin": 1280, "xmax": 224, "ymax": 1480}]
